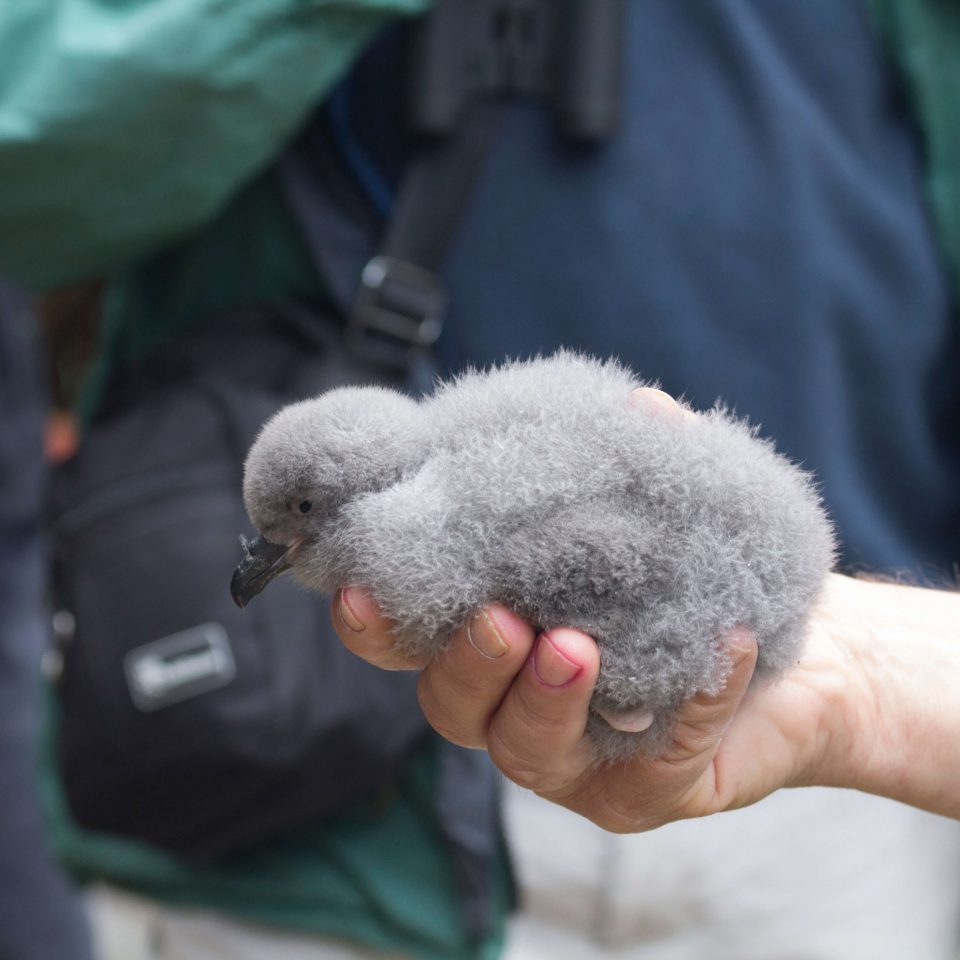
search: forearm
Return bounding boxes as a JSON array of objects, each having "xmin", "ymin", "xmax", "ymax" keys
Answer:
[
  {"xmin": 814, "ymin": 574, "xmax": 960, "ymax": 817},
  {"xmin": 0, "ymin": 0, "xmax": 429, "ymax": 287}
]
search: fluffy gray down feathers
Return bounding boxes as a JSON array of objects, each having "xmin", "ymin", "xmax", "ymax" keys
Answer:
[{"xmin": 243, "ymin": 352, "xmax": 836, "ymax": 759}]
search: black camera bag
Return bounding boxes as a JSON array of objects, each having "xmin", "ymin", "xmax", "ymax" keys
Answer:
[{"xmin": 47, "ymin": 307, "xmax": 431, "ymax": 860}]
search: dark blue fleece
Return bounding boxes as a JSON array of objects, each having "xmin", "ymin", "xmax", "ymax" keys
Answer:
[{"xmin": 340, "ymin": 0, "xmax": 960, "ymax": 580}]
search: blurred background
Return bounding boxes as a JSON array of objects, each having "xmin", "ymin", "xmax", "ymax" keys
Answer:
[{"xmin": 1, "ymin": 1, "xmax": 960, "ymax": 958}]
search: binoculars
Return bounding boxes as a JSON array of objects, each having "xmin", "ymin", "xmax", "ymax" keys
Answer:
[{"xmin": 410, "ymin": 0, "xmax": 625, "ymax": 142}]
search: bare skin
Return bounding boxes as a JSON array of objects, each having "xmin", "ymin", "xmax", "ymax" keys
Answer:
[{"xmin": 331, "ymin": 390, "xmax": 960, "ymax": 830}]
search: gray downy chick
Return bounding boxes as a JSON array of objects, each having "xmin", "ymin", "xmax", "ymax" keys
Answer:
[{"xmin": 233, "ymin": 352, "xmax": 835, "ymax": 760}]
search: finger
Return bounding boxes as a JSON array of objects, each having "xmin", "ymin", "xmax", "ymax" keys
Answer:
[
  {"xmin": 661, "ymin": 626, "xmax": 759, "ymax": 764},
  {"xmin": 331, "ymin": 586, "xmax": 424, "ymax": 670},
  {"xmin": 416, "ymin": 605, "xmax": 536, "ymax": 749},
  {"xmin": 628, "ymin": 386, "xmax": 695, "ymax": 421},
  {"xmin": 486, "ymin": 629, "xmax": 601, "ymax": 794}
]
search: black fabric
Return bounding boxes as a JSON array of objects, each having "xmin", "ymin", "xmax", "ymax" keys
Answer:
[
  {"xmin": 436, "ymin": 739, "xmax": 509, "ymax": 940},
  {"xmin": 279, "ymin": 52, "xmax": 505, "ymax": 379},
  {"xmin": 276, "ymin": 124, "xmax": 380, "ymax": 317},
  {"xmin": 0, "ymin": 282, "xmax": 44, "ymax": 531},
  {"xmin": 0, "ymin": 286, "xmax": 94, "ymax": 959},
  {"xmin": 49, "ymin": 307, "xmax": 431, "ymax": 860}
]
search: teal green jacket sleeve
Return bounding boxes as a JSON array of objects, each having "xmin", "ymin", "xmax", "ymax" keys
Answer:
[{"xmin": 0, "ymin": 0, "xmax": 428, "ymax": 289}]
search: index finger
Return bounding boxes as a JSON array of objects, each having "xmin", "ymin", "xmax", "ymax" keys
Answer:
[{"xmin": 330, "ymin": 586, "xmax": 426, "ymax": 670}]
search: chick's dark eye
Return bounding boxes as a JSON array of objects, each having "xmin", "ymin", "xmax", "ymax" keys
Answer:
[{"xmin": 298, "ymin": 500, "xmax": 313, "ymax": 514}]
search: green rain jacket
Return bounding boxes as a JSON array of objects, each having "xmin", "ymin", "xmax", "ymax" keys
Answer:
[{"xmin": 0, "ymin": 0, "xmax": 957, "ymax": 957}]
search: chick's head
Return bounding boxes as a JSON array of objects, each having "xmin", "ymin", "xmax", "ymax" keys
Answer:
[{"xmin": 242, "ymin": 386, "xmax": 426, "ymax": 549}]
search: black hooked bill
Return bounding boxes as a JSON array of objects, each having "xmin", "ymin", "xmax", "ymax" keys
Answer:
[{"xmin": 230, "ymin": 535, "xmax": 299, "ymax": 608}]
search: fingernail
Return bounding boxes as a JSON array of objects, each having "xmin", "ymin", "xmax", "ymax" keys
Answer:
[
  {"xmin": 629, "ymin": 386, "xmax": 695, "ymax": 422},
  {"xmin": 533, "ymin": 633, "xmax": 582, "ymax": 688},
  {"xmin": 467, "ymin": 610, "xmax": 508, "ymax": 660},
  {"xmin": 629, "ymin": 386, "xmax": 677, "ymax": 412},
  {"xmin": 629, "ymin": 386, "xmax": 674, "ymax": 404},
  {"xmin": 597, "ymin": 705, "xmax": 655, "ymax": 733},
  {"xmin": 338, "ymin": 587, "xmax": 366, "ymax": 633}
]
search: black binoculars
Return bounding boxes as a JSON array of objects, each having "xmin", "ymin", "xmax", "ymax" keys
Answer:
[{"xmin": 410, "ymin": 0, "xmax": 625, "ymax": 142}]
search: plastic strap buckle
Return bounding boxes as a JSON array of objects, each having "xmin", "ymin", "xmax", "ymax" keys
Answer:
[{"xmin": 348, "ymin": 256, "xmax": 447, "ymax": 368}]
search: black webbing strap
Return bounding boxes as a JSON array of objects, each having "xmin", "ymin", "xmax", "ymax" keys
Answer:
[
  {"xmin": 283, "ymin": 0, "xmax": 623, "ymax": 375},
  {"xmin": 347, "ymin": 0, "xmax": 624, "ymax": 371},
  {"xmin": 347, "ymin": 101, "xmax": 504, "ymax": 370}
]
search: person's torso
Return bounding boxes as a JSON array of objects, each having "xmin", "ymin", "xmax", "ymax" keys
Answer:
[{"xmin": 338, "ymin": 0, "xmax": 960, "ymax": 577}]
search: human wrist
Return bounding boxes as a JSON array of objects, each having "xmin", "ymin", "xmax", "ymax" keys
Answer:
[{"xmin": 809, "ymin": 573, "xmax": 960, "ymax": 816}]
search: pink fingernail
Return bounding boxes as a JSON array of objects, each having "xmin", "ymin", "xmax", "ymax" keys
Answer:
[{"xmin": 533, "ymin": 633, "xmax": 582, "ymax": 688}]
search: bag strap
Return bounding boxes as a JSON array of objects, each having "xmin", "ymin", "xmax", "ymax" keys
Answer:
[
  {"xmin": 275, "ymin": 1, "xmax": 627, "ymax": 939},
  {"xmin": 345, "ymin": 101, "xmax": 504, "ymax": 372},
  {"xmin": 282, "ymin": 0, "xmax": 625, "ymax": 377}
]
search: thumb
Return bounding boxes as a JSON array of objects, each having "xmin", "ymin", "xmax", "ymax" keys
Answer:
[{"xmin": 662, "ymin": 627, "xmax": 759, "ymax": 764}]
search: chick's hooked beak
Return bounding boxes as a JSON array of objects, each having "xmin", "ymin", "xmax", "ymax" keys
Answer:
[{"xmin": 230, "ymin": 535, "xmax": 303, "ymax": 608}]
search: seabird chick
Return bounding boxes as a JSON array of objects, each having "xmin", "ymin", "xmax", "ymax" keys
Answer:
[{"xmin": 232, "ymin": 352, "xmax": 835, "ymax": 759}]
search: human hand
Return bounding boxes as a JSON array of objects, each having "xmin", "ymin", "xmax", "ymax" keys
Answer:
[
  {"xmin": 330, "ymin": 386, "xmax": 960, "ymax": 827},
  {"xmin": 332, "ymin": 579, "xmax": 859, "ymax": 831},
  {"xmin": 328, "ymin": 387, "xmax": 852, "ymax": 830}
]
